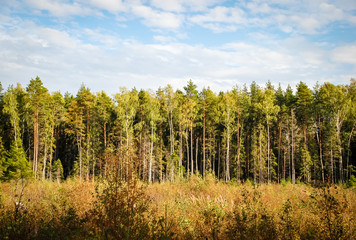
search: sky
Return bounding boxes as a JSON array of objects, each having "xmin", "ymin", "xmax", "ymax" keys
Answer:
[{"xmin": 0, "ymin": 0, "xmax": 356, "ymax": 95}]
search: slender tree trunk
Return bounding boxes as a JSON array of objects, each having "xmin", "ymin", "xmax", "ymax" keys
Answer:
[
  {"xmin": 236, "ymin": 117, "xmax": 241, "ymax": 183},
  {"xmin": 42, "ymin": 143, "xmax": 47, "ymax": 180},
  {"xmin": 10, "ymin": 98, "xmax": 18, "ymax": 141},
  {"xmin": 287, "ymin": 130, "xmax": 290, "ymax": 180},
  {"xmin": 104, "ymin": 121, "xmax": 107, "ymax": 148},
  {"xmin": 160, "ymin": 129, "xmax": 163, "ymax": 182},
  {"xmin": 303, "ymin": 103, "xmax": 310, "ymax": 182},
  {"xmin": 259, "ymin": 126, "xmax": 262, "ymax": 184},
  {"xmin": 247, "ymin": 134, "xmax": 250, "ymax": 181},
  {"xmin": 278, "ymin": 118, "xmax": 283, "ymax": 182},
  {"xmin": 195, "ymin": 138, "xmax": 199, "ymax": 174},
  {"xmin": 226, "ymin": 121, "xmax": 230, "ymax": 182},
  {"xmin": 336, "ymin": 114, "xmax": 343, "ymax": 183},
  {"xmin": 291, "ymin": 110, "xmax": 295, "ymax": 184},
  {"xmin": 86, "ymin": 108, "xmax": 90, "ymax": 181},
  {"xmin": 203, "ymin": 106, "xmax": 206, "ymax": 178},
  {"xmin": 212, "ymin": 135, "xmax": 216, "ymax": 174},
  {"xmin": 218, "ymin": 141, "xmax": 220, "ymax": 180},
  {"xmin": 190, "ymin": 122, "xmax": 194, "ymax": 176},
  {"xmin": 267, "ymin": 118, "xmax": 270, "ymax": 183},
  {"xmin": 253, "ymin": 131, "xmax": 256, "ymax": 183},
  {"xmin": 283, "ymin": 141, "xmax": 286, "ymax": 180},
  {"xmin": 330, "ymin": 139, "xmax": 334, "ymax": 184},
  {"xmin": 179, "ymin": 123, "xmax": 183, "ymax": 177},
  {"xmin": 149, "ymin": 124, "xmax": 153, "ymax": 183},
  {"xmin": 49, "ymin": 123, "xmax": 55, "ymax": 181},
  {"xmin": 159, "ymin": 129, "xmax": 163, "ymax": 182},
  {"xmin": 169, "ymin": 108, "xmax": 174, "ymax": 156},
  {"xmin": 78, "ymin": 133, "xmax": 82, "ymax": 180},
  {"xmin": 138, "ymin": 130, "xmax": 142, "ymax": 179},
  {"xmin": 316, "ymin": 117, "xmax": 325, "ymax": 183},
  {"xmin": 186, "ymin": 124, "xmax": 189, "ymax": 175},
  {"xmin": 33, "ymin": 108, "xmax": 39, "ymax": 179},
  {"xmin": 126, "ymin": 118, "xmax": 129, "ymax": 178},
  {"xmin": 346, "ymin": 124, "xmax": 354, "ymax": 179},
  {"xmin": 92, "ymin": 150, "xmax": 95, "ymax": 182}
]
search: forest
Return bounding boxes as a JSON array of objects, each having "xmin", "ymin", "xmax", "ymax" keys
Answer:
[
  {"xmin": 0, "ymin": 78, "xmax": 356, "ymax": 184},
  {"xmin": 1, "ymin": 78, "xmax": 356, "ymax": 239}
]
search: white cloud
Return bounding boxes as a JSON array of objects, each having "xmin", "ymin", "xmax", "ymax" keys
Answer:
[
  {"xmin": 190, "ymin": 6, "xmax": 245, "ymax": 24},
  {"xmin": 332, "ymin": 43, "xmax": 356, "ymax": 65},
  {"xmin": 88, "ymin": 0, "xmax": 125, "ymax": 13},
  {"xmin": 189, "ymin": 6, "xmax": 245, "ymax": 32},
  {"xmin": 24, "ymin": 0, "xmax": 97, "ymax": 17},
  {"xmin": 131, "ymin": 5, "xmax": 183, "ymax": 29},
  {"xmin": 1, "ymin": 1, "xmax": 355, "ymax": 94},
  {"xmin": 150, "ymin": 0, "xmax": 185, "ymax": 12},
  {"xmin": 2, "ymin": 19, "xmax": 351, "ymax": 94},
  {"xmin": 153, "ymin": 35, "xmax": 175, "ymax": 43},
  {"xmin": 150, "ymin": 0, "xmax": 220, "ymax": 12}
]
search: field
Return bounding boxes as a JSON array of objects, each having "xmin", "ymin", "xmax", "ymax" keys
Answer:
[{"xmin": 1, "ymin": 176, "xmax": 355, "ymax": 240}]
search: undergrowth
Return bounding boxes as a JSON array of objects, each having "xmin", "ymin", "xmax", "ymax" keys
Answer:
[{"xmin": 0, "ymin": 176, "xmax": 355, "ymax": 239}]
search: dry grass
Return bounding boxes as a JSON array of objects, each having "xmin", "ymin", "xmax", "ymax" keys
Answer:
[{"xmin": 1, "ymin": 176, "xmax": 355, "ymax": 239}]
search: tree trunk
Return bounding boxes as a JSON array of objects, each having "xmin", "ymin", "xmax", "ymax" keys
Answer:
[
  {"xmin": 86, "ymin": 108, "xmax": 90, "ymax": 181},
  {"xmin": 92, "ymin": 150, "xmax": 95, "ymax": 182},
  {"xmin": 247, "ymin": 134, "xmax": 251, "ymax": 181},
  {"xmin": 159, "ymin": 129, "xmax": 163, "ymax": 182},
  {"xmin": 236, "ymin": 117, "xmax": 241, "ymax": 183},
  {"xmin": 169, "ymin": 107, "xmax": 174, "ymax": 156},
  {"xmin": 287, "ymin": 130, "xmax": 290, "ymax": 180},
  {"xmin": 253, "ymin": 131, "xmax": 256, "ymax": 183},
  {"xmin": 203, "ymin": 105, "xmax": 206, "ymax": 178},
  {"xmin": 190, "ymin": 122, "xmax": 194, "ymax": 176},
  {"xmin": 259, "ymin": 126, "xmax": 262, "ymax": 184},
  {"xmin": 42, "ymin": 143, "xmax": 47, "ymax": 180},
  {"xmin": 195, "ymin": 138, "xmax": 199, "ymax": 174},
  {"xmin": 226, "ymin": 121, "xmax": 230, "ymax": 182},
  {"xmin": 267, "ymin": 118, "xmax": 270, "ymax": 183},
  {"xmin": 283, "ymin": 141, "xmax": 286, "ymax": 180},
  {"xmin": 33, "ymin": 107, "xmax": 39, "ymax": 179},
  {"xmin": 186, "ymin": 124, "xmax": 189, "ymax": 175},
  {"xmin": 330, "ymin": 139, "xmax": 334, "ymax": 184},
  {"xmin": 278, "ymin": 117, "xmax": 283, "ymax": 182},
  {"xmin": 336, "ymin": 114, "xmax": 343, "ymax": 183},
  {"xmin": 104, "ymin": 121, "xmax": 107, "ymax": 148},
  {"xmin": 315, "ymin": 117, "xmax": 324, "ymax": 183},
  {"xmin": 49, "ymin": 123, "xmax": 55, "ymax": 181},
  {"xmin": 78, "ymin": 132, "xmax": 82, "ymax": 180},
  {"xmin": 346, "ymin": 124, "xmax": 354, "ymax": 179},
  {"xmin": 179, "ymin": 123, "xmax": 183, "ymax": 177},
  {"xmin": 149, "ymin": 124, "xmax": 153, "ymax": 183},
  {"xmin": 126, "ymin": 118, "xmax": 129, "ymax": 178},
  {"xmin": 291, "ymin": 110, "xmax": 295, "ymax": 184},
  {"xmin": 217, "ymin": 141, "xmax": 220, "ymax": 180}
]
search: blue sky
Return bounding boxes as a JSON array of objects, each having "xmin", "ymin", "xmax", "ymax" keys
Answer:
[{"xmin": 1, "ymin": 0, "xmax": 356, "ymax": 95}]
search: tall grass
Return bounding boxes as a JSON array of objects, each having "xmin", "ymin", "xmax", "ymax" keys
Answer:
[{"xmin": 0, "ymin": 176, "xmax": 355, "ymax": 239}]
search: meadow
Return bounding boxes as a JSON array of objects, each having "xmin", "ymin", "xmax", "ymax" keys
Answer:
[{"xmin": 1, "ymin": 175, "xmax": 355, "ymax": 240}]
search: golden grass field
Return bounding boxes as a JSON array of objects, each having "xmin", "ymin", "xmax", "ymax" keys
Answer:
[{"xmin": 1, "ymin": 175, "xmax": 355, "ymax": 239}]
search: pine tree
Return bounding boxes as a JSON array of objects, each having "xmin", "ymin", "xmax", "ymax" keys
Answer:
[
  {"xmin": 27, "ymin": 77, "xmax": 48, "ymax": 179},
  {"xmin": 184, "ymin": 80, "xmax": 198, "ymax": 176},
  {"xmin": 3, "ymin": 138, "xmax": 31, "ymax": 181},
  {"xmin": 115, "ymin": 87, "xmax": 139, "ymax": 180},
  {"xmin": 295, "ymin": 82, "xmax": 313, "ymax": 182}
]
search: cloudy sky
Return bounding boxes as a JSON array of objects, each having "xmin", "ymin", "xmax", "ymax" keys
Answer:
[{"xmin": 1, "ymin": 0, "xmax": 356, "ymax": 94}]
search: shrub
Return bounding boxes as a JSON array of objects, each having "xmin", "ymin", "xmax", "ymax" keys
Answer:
[
  {"xmin": 88, "ymin": 157, "xmax": 151, "ymax": 240},
  {"xmin": 226, "ymin": 188, "xmax": 278, "ymax": 240},
  {"xmin": 346, "ymin": 175, "xmax": 356, "ymax": 188}
]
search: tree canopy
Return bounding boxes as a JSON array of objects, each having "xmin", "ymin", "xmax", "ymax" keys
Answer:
[{"xmin": 1, "ymin": 77, "xmax": 355, "ymax": 184}]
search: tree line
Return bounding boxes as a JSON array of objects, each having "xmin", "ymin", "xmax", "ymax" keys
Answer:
[{"xmin": 0, "ymin": 77, "xmax": 355, "ymax": 184}]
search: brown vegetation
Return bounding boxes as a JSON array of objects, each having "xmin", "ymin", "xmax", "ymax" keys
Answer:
[{"xmin": 1, "ymin": 176, "xmax": 355, "ymax": 239}]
